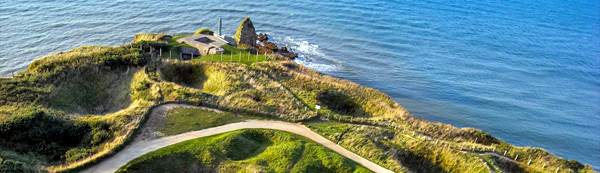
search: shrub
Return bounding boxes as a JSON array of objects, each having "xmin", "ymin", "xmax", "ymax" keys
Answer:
[
  {"xmin": 64, "ymin": 148, "xmax": 92, "ymax": 163},
  {"xmin": 132, "ymin": 33, "xmax": 171, "ymax": 43},
  {"xmin": 316, "ymin": 89, "xmax": 362, "ymax": 115},
  {"xmin": 193, "ymin": 28, "xmax": 214, "ymax": 35},
  {"xmin": 0, "ymin": 159, "xmax": 29, "ymax": 173}
]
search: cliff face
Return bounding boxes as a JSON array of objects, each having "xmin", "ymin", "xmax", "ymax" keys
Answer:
[{"xmin": 233, "ymin": 17, "xmax": 257, "ymax": 49}]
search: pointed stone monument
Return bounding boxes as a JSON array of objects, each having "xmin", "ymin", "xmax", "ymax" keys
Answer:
[{"xmin": 233, "ymin": 17, "xmax": 257, "ymax": 49}]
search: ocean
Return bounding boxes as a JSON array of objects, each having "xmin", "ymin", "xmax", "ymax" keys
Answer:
[{"xmin": 1, "ymin": 0, "xmax": 599, "ymax": 169}]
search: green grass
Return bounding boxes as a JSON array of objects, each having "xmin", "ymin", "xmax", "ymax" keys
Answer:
[
  {"xmin": 191, "ymin": 45, "xmax": 273, "ymax": 65},
  {"xmin": 160, "ymin": 107, "xmax": 269, "ymax": 136},
  {"xmin": 116, "ymin": 129, "xmax": 371, "ymax": 173}
]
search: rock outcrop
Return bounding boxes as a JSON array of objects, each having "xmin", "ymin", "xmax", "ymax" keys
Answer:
[
  {"xmin": 233, "ymin": 17, "xmax": 257, "ymax": 49},
  {"xmin": 264, "ymin": 42, "xmax": 278, "ymax": 51},
  {"xmin": 258, "ymin": 33, "xmax": 269, "ymax": 42},
  {"xmin": 284, "ymin": 52, "xmax": 298, "ymax": 59}
]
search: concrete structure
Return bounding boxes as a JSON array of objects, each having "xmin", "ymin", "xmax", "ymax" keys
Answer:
[
  {"xmin": 176, "ymin": 34, "xmax": 227, "ymax": 56},
  {"xmin": 179, "ymin": 47, "xmax": 200, "ymax": 60},
  {"xmin": 176, "ymin": 18, "xmax": 238, "ymax": 60}
]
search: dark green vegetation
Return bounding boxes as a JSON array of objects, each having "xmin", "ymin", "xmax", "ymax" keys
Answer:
[
  {"xmin": 0, "ymin": 32, "xmax": 594, "ymax": 172},
  {"xmin": 193, "ymin": 28, "xmax": 214, "ymax": 35},
  {"xmin": 116, "ymin": 129, "xmax": 370, "ymax": 173},
  {"xmin": 317, "ymin": 89, "xmax": 363, "ymax": 115},
  {"xmin": 160, "ymin": 107, "xmax": 268, "ymax": 136}
]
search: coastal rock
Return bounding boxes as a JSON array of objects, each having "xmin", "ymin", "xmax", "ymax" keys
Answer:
[
  {"xmin": 285, "ymin": 52, "xmax": 298, "ymax": 59},
  {"xmin": 280, "ymin": 46, "xmax": 288, "ymax": 52},
  {"xmin": 264, "ymin": 41, "xmax": 278, "ymax": 51},
  {"xmin": 258, "ymin": 33, "xmax": 269, "ymax": 42},
  {"xmin": 233, "ymin": 17, "xmax": 257, "ymax": 48}
]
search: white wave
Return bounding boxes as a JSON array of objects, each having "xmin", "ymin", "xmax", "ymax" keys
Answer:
[
  {"xmin": 272, "ymin": 36, "xmax": 341, "ymax": 72},
  {"xmin": 293, "ymin": 58, "xmax": 339, "ymax": 72}
]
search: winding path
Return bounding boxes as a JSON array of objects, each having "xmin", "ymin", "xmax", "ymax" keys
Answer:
[{"xmin": 82, "ymin": 105, "xmax": 393, "ymax": 173}]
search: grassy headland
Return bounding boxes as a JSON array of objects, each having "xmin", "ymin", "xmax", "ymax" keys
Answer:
[{"xmin": 0, "ymin": 33, "xmax": 594, "ymax": 172}]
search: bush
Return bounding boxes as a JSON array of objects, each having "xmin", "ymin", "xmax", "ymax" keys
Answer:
[
  {"xmin": 316, "ymin": 89, "xmax": 362, "ymax": 115},
  {"xmin": 193, "ymin": 28, "xmax": 214, "ymax": 35},
  {"xmin": 0, "ymin": 107, "xmax": 116, "ymax": 163},
  {"xmin": 0, "ymin": 159, "xmax": 29, "ymax": 173},
  {"xmin": 64, "ymin": 148, "xmax": 92, "ymax": 163},
  {"xmin": 133, "ymin": 33, "xmax": 171, "ymax": 43}
]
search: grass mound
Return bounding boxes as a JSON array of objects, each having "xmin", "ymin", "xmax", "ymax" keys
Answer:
[{"xmin": 116, "ymin": 129, "xmax": 370, "ymax": 173}]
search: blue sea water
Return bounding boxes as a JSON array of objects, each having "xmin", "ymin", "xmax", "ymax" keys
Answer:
[{"xmin": 1, "ymin": 0, "xmax": 599, "ymax": 169}]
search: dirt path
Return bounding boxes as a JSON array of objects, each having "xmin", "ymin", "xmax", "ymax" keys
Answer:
[
  {"xmin": 82, "ymin": 104, "xmax": 392, "ymax": 173},
  {"xmin": 134, "ymin": 103, "xmax": 221, "ymax": 142}
]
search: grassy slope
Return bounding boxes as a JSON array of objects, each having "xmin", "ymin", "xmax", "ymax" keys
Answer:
[
  {"xmin": 116, "ymin": 129, "xmax": 371, "ymax": 173},
  {"xmin": 252, "ymin": 61, "xmax": 595, "ymax": 172}
]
